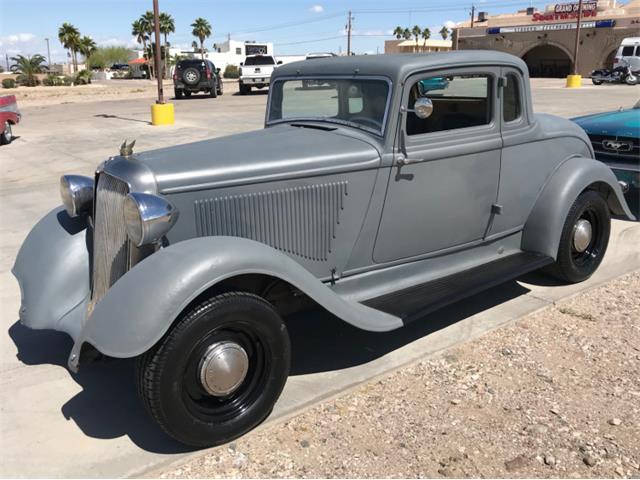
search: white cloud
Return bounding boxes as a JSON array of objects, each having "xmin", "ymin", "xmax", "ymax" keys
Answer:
[
  {"xmin": 1, "ymin": 33, "xmax": 36, "ymax": 46},
  {"xmin": 97, "ymin": 37, "xmax": 139, "ymax": 49},
  {"xmin": 309, "ymin": 4, "xmax": 324, "ymax": 13},
  {"xmin": 444, "ymin": 20, "xmax": 457, "ymax": 29}
]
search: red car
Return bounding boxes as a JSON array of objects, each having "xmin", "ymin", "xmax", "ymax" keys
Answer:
[{"xmin": 0, "ymin": 95, "xmax": 21, "ymax": 145}]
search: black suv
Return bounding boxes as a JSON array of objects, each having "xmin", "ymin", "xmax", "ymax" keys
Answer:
[{"xmin": 173, "ymin": 59, "xmax": 223, "ymax": 99}]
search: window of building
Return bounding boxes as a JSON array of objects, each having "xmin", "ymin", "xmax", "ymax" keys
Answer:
[
  {"xmin": 236, "ymin": 47, "xmax": 242, "ymax": 55},
  {"xmin": 503, "ymin": 73, "xmax": 521, "ymax": 122},
  {"xmin": 406, "ymin": 74, "xmax": 492, "ymax": 136}
]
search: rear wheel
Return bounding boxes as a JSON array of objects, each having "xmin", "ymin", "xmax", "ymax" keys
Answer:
[
  {"xmin": 137, "ymin": 292, "xmax": 290, "ymax": 447},
  {"xmin": 174, "ymin": 88, "xmax": 183, "ymax": 99},
  {"xmin": 0, "ymin": 122, "xmax": 12, "ymax": 145},
  {"xmin": 210, "ymin": 86, "xmax": 217, "ymax": 98},
  {"xmin": 182, "ymin": 67, "xmax": 201, "ymax": 86},
  {"xmin": 545, "ymin": 190, "xmax": 610, "ymax": 283},
  {"xmin": 239, "ymin": 83, "xmax": 250, "ymax": 95},
  {"xmin": 183, "ymin": 90, "xmax": 192, "ymax": 97},
  {"xmin": 591, "ymin": 78, "xmax": 603, "ymax": 85}
]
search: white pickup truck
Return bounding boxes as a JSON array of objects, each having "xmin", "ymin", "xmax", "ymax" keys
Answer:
[{"xmin": 238, "ymin": 55, "xmax": 281, "ymax": 94}]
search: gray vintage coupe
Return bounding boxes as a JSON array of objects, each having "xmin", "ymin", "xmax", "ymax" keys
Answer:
[{"xmin": 13, "ymin": 52, "xmax": 634, "ymax": 447}]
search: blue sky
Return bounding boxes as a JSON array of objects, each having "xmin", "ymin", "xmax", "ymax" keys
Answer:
[{"xmin": 1, "ymin": 0, "xmax": 549, "ymax": 63}]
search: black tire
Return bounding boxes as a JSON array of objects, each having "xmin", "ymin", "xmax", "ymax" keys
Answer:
[
  {"xmin": 183, "ymin": 90, "xmax": 192, "ymax": 97},
  {"xmin": 545, "ymin": 190, "xmax": 610, "ymax": 283},
  {"xmin": 239, "ymin": 83, "xmax": 250, "ymax": 95},
  {"xmin": 137, "ymin": 292, "xmax": 290, "ymax": 447},
  {"xmin": 174, "ymin": 88, "xmax": 183, "ymax": 99},
  {"xmin": 210, "ymin": 86, "xmax": 217, "ymax": 98},
  {"xmin": 182, "ymin": 67, "xmax": 201, "ymax": 85},
  {"xmin": 625, "ymin": 74, "xmax": 638, "ymax": 86},
  {"xmin": 0, "ymin": 122, "xmax": 12, "ymax": 145},
  {"xmin": 591, "ymin": 78, "xmax": 603, "ymax": 85}
]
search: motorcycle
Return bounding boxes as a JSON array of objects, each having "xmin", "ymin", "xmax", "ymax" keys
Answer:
[{"xmin": 591, "ymin": 59, "xmax": 639, "ymax": 86}]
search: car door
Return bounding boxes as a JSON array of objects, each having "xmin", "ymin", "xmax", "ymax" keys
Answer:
[{"xmin": 373, "ymin": 67, "xmax": 502, "ymax": 264}]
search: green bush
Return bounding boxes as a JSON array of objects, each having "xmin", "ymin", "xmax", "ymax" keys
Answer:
[
  {"xmin": 16, "ymin": 74, "xmax": 40, "ymax": 87},
  {"xmin": 75, "ymin": 69, "xmax": 93, "ymax": 85},
  {"xmin": 61, "ymin": 76, "xmax": 74, "ymax": 86},
  {"xmin": 2, "ymin": 78, "xmax": 16, "ymax": 88},
  {"xmin": 223, "ymin": 64, "xmax": 239, "ymax": 79}
]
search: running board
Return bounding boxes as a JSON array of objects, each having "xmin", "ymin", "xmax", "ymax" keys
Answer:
[{"xmin": 362, "ymin": 252, "xmax": 553, "ymax": 325}]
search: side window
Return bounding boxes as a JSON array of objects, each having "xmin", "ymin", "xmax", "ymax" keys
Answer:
[
  {"xmin": 503, "ymin": 73, "xmax": 521, "ymax": 122},
  {"xmin": 236, "ymin": 47, "xmax": 242, "ymax": 55},
  {"xmin": 621, "ymin": 45, "xmax": 634, "ymax": 56},
  {"xmin": 406, "ymin": 74, "xmax": 492, "ymax": 136}
]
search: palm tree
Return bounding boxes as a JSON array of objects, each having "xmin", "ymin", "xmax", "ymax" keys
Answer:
[
  {"xmin": 10, "ymin": 54, "xmax": 47, "ymax": 86},
  {"xmin": 411, "ymin": 25, "xmax": 422, "ymax": 53},
  {"xmin": 393, "ymin": 26, "xmax": 404, "ymax": 40},
  {"xmin": 58, "ymin": 23, "xmax": 80, "ymax": 73},
  {"xmin": 132, "ymin": 19, "xmax": 149, "ymax": 78},
  {"xmin": 402, "ymin": 28, "xmax": 412, "ymax": 41},
  {"xmin": 79, "ymin": 36, "xmax": 97, "ymax": 68},
  {"xmin": 421, "ymin": 28, "xmax": 431, "ymax": 52},
  {"xmin": 191, "ymin": 17, "xmax": 212, "ymax": 60},
  {"xmin": 141, "ymin": 11, "xmax": 156, "ymax": 78},
  {"xmin": 159, "ymin": 12, "xmax": 175, "ymax": 78},
  {"xmin": 440, "ymin": 26, "xmax": 450, "ymax": 40}
]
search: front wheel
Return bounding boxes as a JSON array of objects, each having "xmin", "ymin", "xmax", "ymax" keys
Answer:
[
  {"xmin": 137, "ymin": 292, "xmax": 290, "ymax": 447},
  {"xmin": 210, "ymin": 86, "xmax": 217, "ymax": 98},
  {"xmin": 545, "ymin": 190, "xmax": 610, "ymax": 283},
  {"xmin": 591, "ymin": 78, "xmax": 603, "ymax": 85},
  {"xmin": 625, "ymin": 74, "xmax": 638, "ymax": 85},
  {"xmin": 174, "ymin": 88, "xmax": 183, "ymax": 99}
]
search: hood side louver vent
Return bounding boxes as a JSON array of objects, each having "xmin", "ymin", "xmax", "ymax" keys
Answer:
[{"xmin": 194, "ymin": 181, "xmax": 348, "ymax": 261}]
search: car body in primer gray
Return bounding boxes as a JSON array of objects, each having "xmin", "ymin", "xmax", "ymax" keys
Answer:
[{"xmin": 13, "ymin": 51, "xmax": 634, "ymax": 447}]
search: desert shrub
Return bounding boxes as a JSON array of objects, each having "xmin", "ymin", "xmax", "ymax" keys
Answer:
[
  {"xmin": 16, "ymin": 74, "xmax": 40, "ymax": 86},
  {"xmin": 2, "ymin": 78, "xmax": 16, "ymax": 88},
  {"xmin": 61, "ymin": 76, "xmax": 74, "ymax": 86},
  {"xmin": 75, "ymin": 69, "xmax": 93, "ymax": 85},
  {"xmin": 223, "ymin": 64, "xmax": 239, "ymax": 79}
]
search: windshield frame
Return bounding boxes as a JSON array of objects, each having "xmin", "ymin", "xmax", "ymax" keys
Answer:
[{"xmin": 266, "ymin": 75, "xmax": 393, "ymax": 137}]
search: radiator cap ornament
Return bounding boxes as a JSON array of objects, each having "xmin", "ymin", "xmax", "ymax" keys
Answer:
[{"xmin": 119, "ymin": 139, "xmax": 136, "ymax": 157}]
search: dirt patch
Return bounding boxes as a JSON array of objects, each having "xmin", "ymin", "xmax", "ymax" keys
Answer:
[{"xmin": 159, "ymin": 271, "xmax": 640, "ymax": 478}]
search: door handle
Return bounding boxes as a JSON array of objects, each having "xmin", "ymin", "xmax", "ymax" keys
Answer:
[{"xmin": 396, "ymin": 154, "xmax": 424, "ymax": 166}]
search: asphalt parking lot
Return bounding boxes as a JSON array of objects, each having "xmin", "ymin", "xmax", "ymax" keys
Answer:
[{"xmin": 0, "ymin": 79, "xmax": 638, "ymax": 477}]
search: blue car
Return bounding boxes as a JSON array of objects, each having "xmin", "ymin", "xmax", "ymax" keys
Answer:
[{"xmin": 572, "ymin": 100, "xmax": 640, "ymax": 200}]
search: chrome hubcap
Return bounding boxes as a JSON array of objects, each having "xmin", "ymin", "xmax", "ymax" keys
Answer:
[
  {"xmin": 199, "ymin": 341, "xmax": 249, "ymax": 396},
  {"xmin": 185, "ymin": 71, "xmax": 197, "ymax": 82},
  {"xmin": 573, "ymin": 218, "xmax": 593, "ymax": 253}
]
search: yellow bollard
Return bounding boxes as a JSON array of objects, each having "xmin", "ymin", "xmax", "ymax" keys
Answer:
[
  {"xmin": 565, "ymin": 75, "xmax": 582, "ymax": 88},
  {"xmin": 151, "ymin": 102, "xmax": 175, "ymax": 125}
]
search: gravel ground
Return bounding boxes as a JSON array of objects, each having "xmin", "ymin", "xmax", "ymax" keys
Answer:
[{"xmin": 159, "ymin": 271, "xmax": 640, "ymax": 479}]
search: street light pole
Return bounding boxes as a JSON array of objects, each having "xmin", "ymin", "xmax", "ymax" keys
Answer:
[
  {"xmin": 566, "ymin": 0, "xmax": 583, "ymax": 87},
  {"xmin": 152, "ymin": 0, "xmax": 164, "ymax": 104},
  {"xmin": 45, "ymin": 38, "xmax": 52, "ymax": 70},
  {"xmin": 571, "ymin": 0, "xmax": 583, "ymax": 76}
]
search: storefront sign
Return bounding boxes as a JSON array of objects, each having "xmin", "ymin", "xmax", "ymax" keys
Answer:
[
  {"xmin": 532, "ymin": 2, "xmax": 597, "ymax": 21},
  {"xmin": 487, "ymin": 19, "xmax": 614, "ymax": 34}
]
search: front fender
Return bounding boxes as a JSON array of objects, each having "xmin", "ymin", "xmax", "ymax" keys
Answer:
[
  {"xmin": 82, "ymin": 237, "xmax": 403, "ymax": 360},
  {"xmin": 522, "ymin": 157, "xmax": 635, "ymax": 259},
  {"xmin": 12, "ymin": 207, "xmax": 91, "ymax": 341}
]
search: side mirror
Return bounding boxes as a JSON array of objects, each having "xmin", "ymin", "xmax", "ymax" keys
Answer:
[
  {"xmin": 413, "ymin": 97, "xmax": 434, "ymax": 119},
  {"xmin": 277, "ymin": 60, "xmax": 283, "ymax": 65},
  {"xmin": 240, "ymin": 62, "xmax": 244, "ymax": 66},
  {"xmin": 216, "ymin": 68, "xmax": 221, "ymax": 73}
]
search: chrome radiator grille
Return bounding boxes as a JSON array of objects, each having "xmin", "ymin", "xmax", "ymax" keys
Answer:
[{"xmin": 91, "ymin": 174, "xmax": 130, "ymax": 304}]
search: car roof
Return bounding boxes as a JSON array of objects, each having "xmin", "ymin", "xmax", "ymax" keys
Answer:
[{"xmin": 273, "ymin": 51, "xmax": 528, "ymax": 83}]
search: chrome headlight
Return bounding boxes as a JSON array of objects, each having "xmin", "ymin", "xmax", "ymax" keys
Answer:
[
  {"xmin": 60, "ymin": 175, "xmax": 93, "ymax": 217},
  {"xmin": 123, "ymin": 192, "xmax": 179, "ymax": 247}
]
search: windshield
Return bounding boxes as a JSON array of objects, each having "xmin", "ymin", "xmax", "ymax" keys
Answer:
[
  {"xmin": 268, "ymin": 78, "xmax": 390, "ymax": 135},
  {"xmin": 244, "ymin": 56, "xmax": 275, "ymax": 66}
]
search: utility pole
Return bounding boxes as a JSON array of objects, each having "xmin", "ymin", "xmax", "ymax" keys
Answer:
[
  {"xmin": 6, "ymin": 53, "xmax": 10, "ymax": 72},
  {"xmin": 346, "ymin": 10, "xmax": 353, "ymax": 56},
  {"xmin": 45, "ymin": 38, "xmax": 51, "ymax": 70},
  {"xmin": 571, "ymin": 0, "xmax": 583, "ymax": 75},
  {"xmin": 152, "ymin": 0, "xmax": 164, "ymax": 103},
  {"xmin": 470, "ymin": 5, "xmax": 475, "ymax": 28}
]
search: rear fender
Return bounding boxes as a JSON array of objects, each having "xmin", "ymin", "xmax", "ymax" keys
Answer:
[
  {"xmin": 81, "ymin": 237, "xmax": 403, "ymax": 361},
  {"xmin": 522, "ymin": 156, "xmax": 634, "ymax": 259}
]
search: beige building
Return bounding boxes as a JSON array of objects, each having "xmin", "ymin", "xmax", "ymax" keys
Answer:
[
  {"xmin": 453, "ymin": 0, "xmax": 640, "ymax": 76},
  {"xmin": 385, "ymin": 39, "xmax": 453, "ymax": 54}
]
